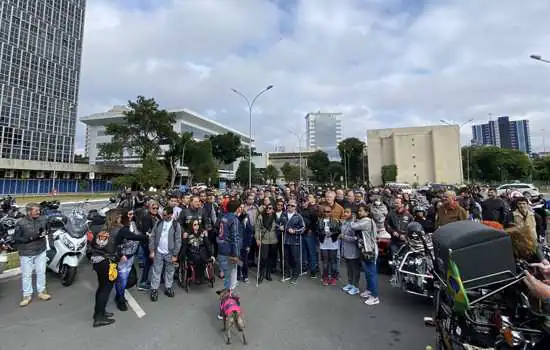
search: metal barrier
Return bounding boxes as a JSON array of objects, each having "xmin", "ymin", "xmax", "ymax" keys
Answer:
[{"xmin": 0, "ymin": 179, "xmax": 114, "ymax": 195}]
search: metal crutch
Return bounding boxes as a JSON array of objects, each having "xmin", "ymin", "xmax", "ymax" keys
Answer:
[
  {"xmin": 281, "ymin": 223, "xmax": 290, "ymax": 282},
  {"xmin": 256, "ymin": 236, "xmax": 262, "ymax": 288},
  {"xmin": 299, "ymin": 234, "xmax": 307, "ymax": 277}
]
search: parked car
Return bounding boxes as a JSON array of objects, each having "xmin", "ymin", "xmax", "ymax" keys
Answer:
[{"xmin": 496, "ymin": 183, "xmax": 540, "ymax": 198}]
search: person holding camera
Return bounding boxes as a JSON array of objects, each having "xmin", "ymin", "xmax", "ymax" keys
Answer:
[{"xmin": 13, "ymin": 203, "xmax": 51, "ymax": 307}]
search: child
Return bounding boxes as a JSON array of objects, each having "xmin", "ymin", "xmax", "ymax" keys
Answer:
[
  {"xmin": 341, "ymin": 208, "xmax": 361, "ymax": 295},
  {"xmin": 318, "ymin": 205, "xmax": 341, "ymax": 286}
]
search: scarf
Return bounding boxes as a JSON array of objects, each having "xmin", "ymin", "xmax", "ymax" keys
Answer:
[{"xmin": 262, "ymin": 212, "xmax": 275, "ymax": 230}]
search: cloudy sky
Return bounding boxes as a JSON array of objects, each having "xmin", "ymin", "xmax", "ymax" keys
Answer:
[{"xmin": 76, "ymin": 0, "xmax": 550, "ymax": 154}]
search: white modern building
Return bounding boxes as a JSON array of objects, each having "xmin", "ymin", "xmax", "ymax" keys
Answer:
[
  {"xmin": 305, "ymin": 112, "xmax": 343, "ymax": 160},
  {"xmin": 80, "ymin": 106, "xmax": 253, "ymax": 180}
]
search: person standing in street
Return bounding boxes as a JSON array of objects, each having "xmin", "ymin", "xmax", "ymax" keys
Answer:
[
  {"xmin": 282, "ymin": 199, "xmax": 305, "ymax": 285},
  {"xmin": 13, "ymin": 203, "xmax": 51, "ymax": 307}
]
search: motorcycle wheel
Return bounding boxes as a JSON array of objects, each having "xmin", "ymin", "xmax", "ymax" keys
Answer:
[{"xmin": 60, "ymin": 264, "xmax": 77, "ymax": 286}]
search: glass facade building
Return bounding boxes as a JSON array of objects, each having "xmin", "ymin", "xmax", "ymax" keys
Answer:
[
  {"xmin": 471, "ymin": 116, "xmax": 531, "ymax": 154},
  {"xmin": 305, "ymin": 112, "xmax": 343, "ymax": 160},
  {"xmin": 0, "ymin": 0, "xmax": 86, "ymax": 162}
]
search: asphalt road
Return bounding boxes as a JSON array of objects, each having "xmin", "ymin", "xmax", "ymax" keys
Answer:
[{"xmin": 0, "ymin": 262, "xmax": 435, "ymax": 350}]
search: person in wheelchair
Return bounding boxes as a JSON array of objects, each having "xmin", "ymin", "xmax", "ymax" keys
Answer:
[{"xmin": 180, "ymin": 219, "xmax": 215, "ymax": 283}]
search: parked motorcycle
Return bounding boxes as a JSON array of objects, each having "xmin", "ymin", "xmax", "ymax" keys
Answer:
[
  {"xmin": 45, "ymin": 213, "xmax": 88, "ymax": 286},
  {"xmin": 0, "ymin": 230, "xmax": 14, "ymax": 274},
  {"xmin": 390, "ymin": 221, "xmax": 434, "ymax": 298}
]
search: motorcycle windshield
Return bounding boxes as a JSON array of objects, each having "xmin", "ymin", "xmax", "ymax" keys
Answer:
[{"xmin": 64, "ymin": 216, "xmax": 88, "ymax": 239}]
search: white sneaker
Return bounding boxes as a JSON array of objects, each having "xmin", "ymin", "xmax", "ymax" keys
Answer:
[
  {"xmin": 342, "ymin": 284, "xmax": 353, "ymax": 292},
  {"xmin": 348, "ymin": 287, "xmax": 360, "ymax": 295},
  {"xmin": 364, "ymin": 296, "xmax": 380, "ymax": 305},
  {"xmin": 360, "ymin": 290, "xmax": 371, "ymax": 298}
]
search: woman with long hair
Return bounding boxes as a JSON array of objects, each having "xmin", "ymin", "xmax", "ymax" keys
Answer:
[
  {"xmin": 90, "ymin": 210, "xmax": 146, "ymax": 328},
  {"xmin": 114, "ymin": 210, "xmax": 141, "ymax": 311},
  {"xmin": 254, "ymin": 204, "xmax": 278, "ymax": 283}
]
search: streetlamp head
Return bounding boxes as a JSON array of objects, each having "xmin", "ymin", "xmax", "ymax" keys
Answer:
[
  {"xmin": 231, "ymin": 88, "xmax": 238, "ymax": 93},
  {"xmin": 530, "ymin": 54, "xmax": 542, "ymax": 60},
  {"xmin": 266, "ymin": 85, "xmax": 274, "ymax": 90},
  {"xmin": 440, "ymin": 119, "xmax": 450, "ymax": 125}
]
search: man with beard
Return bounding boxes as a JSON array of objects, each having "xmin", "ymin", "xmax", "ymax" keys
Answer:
[{"xmin": 385, "ymin": 197, "xmax": 413, "ymax": 256}]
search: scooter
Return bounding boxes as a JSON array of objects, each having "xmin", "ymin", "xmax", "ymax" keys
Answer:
[{"xmin": 45, "ymin": 214, "xmax": 88, "ymax": 286}]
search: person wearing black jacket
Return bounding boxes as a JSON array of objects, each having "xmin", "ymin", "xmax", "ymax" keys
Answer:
[
  {"xmin": 481, "ymin": 188, "xmax": 507, "ymax": 225},
  {"xmin": 90, "ymin": 209, "xmax": 147, "ymax": 328},
  {"xmin": 300, "ymin": 194, "xmax": 319, "ymax": 278},
  {"xmin": 135, "ymin": 200, "xmax": 161, "ymax": 291}
]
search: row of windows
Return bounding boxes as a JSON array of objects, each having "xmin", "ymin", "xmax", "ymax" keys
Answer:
[
  {"xmin": 2, "ymin": 0, "xmax": 85, "ymax": 39},
  {"xmin": 1, "ymin": 146, "xmax": 72, "ymax": 162}
]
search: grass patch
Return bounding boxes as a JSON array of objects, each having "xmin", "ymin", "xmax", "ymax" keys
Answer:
[{"xmin": 16, "ymin": 193, "xmax": 113, "ymax": 204}]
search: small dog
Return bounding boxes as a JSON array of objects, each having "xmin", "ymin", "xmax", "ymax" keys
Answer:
[{"xmin": 216, "ymin": 288, "xmax": 247, "ymax": 345}]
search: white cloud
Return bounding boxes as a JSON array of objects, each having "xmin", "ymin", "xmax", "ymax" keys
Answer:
[{"xmin": 75, "ymin": 0, "xmax": 550, "ymax": 154}]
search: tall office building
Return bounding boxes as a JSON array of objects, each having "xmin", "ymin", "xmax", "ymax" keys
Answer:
[
  {"xmin": 471, "ymin": 116, "xmax": 532, "ymax": 154},
  {"xmin": 0, "ymin": 0, "xmax": 86, "ymax": 163},
  {"xmin": 305, "ymin": 112, "xmax": 343, "ymax": 160}
]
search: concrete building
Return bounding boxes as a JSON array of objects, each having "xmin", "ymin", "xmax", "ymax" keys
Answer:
[
  {"xmin": 367, "ymin": 125, "xmax": 463, "ymax": 186},
  {"xmin": 305, "ymin": 112, "xmax": 343, "ymax": 160},
  {"xmin": 80, "ymin": 106, "xmax": 252, "ymax": 180},
  {"xmin": 0, "ymin": 0, "xmax": 86, "ymax": 163},
  {"xmin": 267, "ymin": 151, "xmax": 314, "ymax": 182}
]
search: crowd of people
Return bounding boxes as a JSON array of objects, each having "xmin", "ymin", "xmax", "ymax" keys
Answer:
[{"xmin": 11, "ymin": 182, "xmax": 550, "ymax": 329}]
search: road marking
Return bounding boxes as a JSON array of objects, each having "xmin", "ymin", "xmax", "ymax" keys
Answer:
[
  {"xmin": 125, "ymin": 290, "xmax": 146, "ymax": 318},
  {"xmin": 0, "ymin": 267, "xmax": 20, "ymax": 280}
]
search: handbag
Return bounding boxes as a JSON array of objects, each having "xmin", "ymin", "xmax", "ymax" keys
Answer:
[
  {"xmin": 361, "ymin": 220, "xmax": 377, "ymax": 263},
  {"xmin": 108, "ymin": 262, "xmax": 118, "ymax": 282}
]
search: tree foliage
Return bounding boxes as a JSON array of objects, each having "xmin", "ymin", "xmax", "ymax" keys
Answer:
[
  {"xmin": 533, "ymin": 156, "xmax": 550, "ymax": 181},
  {"xmin": 209, "ymin": 132, "xmax": 243, "ymax": 164},
  {"xmin": 328, "ymin": 161, "xmax": 344, "ymax": 185},
  {"xmin": 134, "ymin": 154, "xmax": 170, "ymax": 189},
  {"xmin": 462, "ymin": 146, "xmax": 532, "ymax": 183},
  {"xmin": 98, "ymin": 96, "xmax": 177, "ymax": 161},
  {"xmin": 235, "ymin": 160, "xmax": 261, "ymax": 185},
  {"xmin": 185, "ymin": 140, "xmax": 218, "ymax": 184},
  {"xmin": 307, "ymin": 150, "xmax": 330, "ymax": 182},
  {"xmin": 264, "ymin": 164, "xmax": 279, "ymax": 183},
  {"xmin": 338, "ymin": 137, "xmax": 366, "ymax": 184},
  {"xmin": 381, "ymin": 164, "xmax": 398, "ymax": 184},
  {"xmin": 164, "ymin": 132, "xmax": 193, "ymax": 187},
  {"xmin": 280, "ymin": 162, "xmax": 300, "ymax": 182}
]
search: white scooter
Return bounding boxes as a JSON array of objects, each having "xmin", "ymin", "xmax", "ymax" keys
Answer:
[{"xmin": 45, "ymin": 214, "xmax": 88, "ymax": 286}]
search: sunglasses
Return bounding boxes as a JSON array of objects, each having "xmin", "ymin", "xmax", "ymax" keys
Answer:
[
  {"xmin": 288, "ymin": 204, "xmax": 296, "ymax": 207},
  {"xmin": 193, "ymin": 223, "xmax": 199, "ymax": 226},
  {"xmin": 324, "ymin": 210, "xmax": 332, "ymax": 213},
  {"xmin": 151, "ymin": 207, "xmax": 159, "ymax": 210},
  {"xmin": 267, "ymin": 207, "xmax": 273, "ymax": 210}
]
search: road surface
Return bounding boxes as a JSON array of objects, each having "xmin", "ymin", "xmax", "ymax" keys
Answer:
[{"xmin": 0, "ymin": 263, "xmax": 434, "ymax": 350}]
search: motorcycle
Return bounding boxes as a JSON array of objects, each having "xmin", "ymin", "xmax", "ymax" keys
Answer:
[
  {"xmin": 390, "ymin": 221, "xmax": 434, "ymax": 298},
  {"xmin": 45, "ymin": 213, "xmax": 88, "ymax": 286},
  {"xmin": 0, "ymin": 230, "xmax": 15, "ymax": 274}
]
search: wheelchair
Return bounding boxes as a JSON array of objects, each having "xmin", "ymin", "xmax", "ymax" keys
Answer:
[{"xmin": 177, "ymin": 257, "xmax": 215, "ymax": 292}]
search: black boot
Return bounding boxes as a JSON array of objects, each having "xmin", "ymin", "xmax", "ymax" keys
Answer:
[
  {"xmin": 258, "ymin": 265, "xmax": 265, "ymax": 284},
  {"xmin": 93, "ymin": 316, "xmax": 115, "ymax": 328},
  {"xmin": 265, "ymin": 263, "xmax": 272, "ymax": 281},
  {"xmin": 115, "ymin": 295, "xmax": 128, "ymax": 311},
  {"xmin": 104, "ymin": 311, "xmax": 114, "ymax": 318}
]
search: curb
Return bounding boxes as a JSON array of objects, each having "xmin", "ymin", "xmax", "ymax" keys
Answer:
[{"xmin": 0, "ymin": 267, "xmax": 21, "ymax": 281}]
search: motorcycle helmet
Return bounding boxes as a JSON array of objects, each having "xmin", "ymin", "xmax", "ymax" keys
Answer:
[
  {"xmin": 413, "ymin": 206, "xmax": 426, "ymax": 214},
  {"xmin": 407, "ymin": 221, "xmax": 424, "ymax": 236}
]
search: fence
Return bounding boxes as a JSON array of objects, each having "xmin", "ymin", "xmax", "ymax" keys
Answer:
[{"xmin": 0, "ymin": 179, "xmax": 114, "ymax": 196}]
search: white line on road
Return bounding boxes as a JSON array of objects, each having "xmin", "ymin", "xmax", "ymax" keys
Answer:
[{"xmin": 125, "ymin": 290, "xmax": 146, "ymax": 318}]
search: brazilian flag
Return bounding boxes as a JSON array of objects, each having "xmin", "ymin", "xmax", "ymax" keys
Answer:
[{"xmin": 447, "ymin": 259, "xmax": 470, "ymax": 314}]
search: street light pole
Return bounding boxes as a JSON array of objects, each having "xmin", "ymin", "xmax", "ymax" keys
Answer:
[
  {"xmin": 231, "ymin": 85, "xmax": 274, "ymax": 188},
  {"xmin": 288, "ymin": 130, "xmax": 306, "ymax": 184},
  {"xmin": 530, "ymin": 54, "xmax": 550, "ymax": 64},
  {"xmin": 179, "ymin": 139, "xmax": 192, "ymax": 186}
]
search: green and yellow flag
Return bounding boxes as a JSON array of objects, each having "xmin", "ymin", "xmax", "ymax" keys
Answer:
[{"xmin": 446, "ymin": 258, "xmax": 470, "ymax": 314}]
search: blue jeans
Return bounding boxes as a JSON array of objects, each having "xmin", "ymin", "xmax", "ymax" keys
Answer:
[
  {"xmin": 218, "ymin": 255, "xmax": 238, "ymax": 290},
  {"xmin": 115, "ymin": 256, "xmax": 134, "ymax": 297},
  {"xmin": 362, "ymin": 259, "xmax": 379, "ymax": 297},
  {"xmin": 20, "ymin": 251, "xmax": 47, "ymax": 297},
  {"xmin": 139, "ymin": 242, "xmax": 152, "ymax": 284},
  {"xmin": 302, "ymin": 235, "xmax": 318, "ymax": 273}
]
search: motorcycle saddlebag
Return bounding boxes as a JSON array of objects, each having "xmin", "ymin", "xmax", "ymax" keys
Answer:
[{"xmin": 433, "ymin": 220, "xmax": 516, "ymax": 290}]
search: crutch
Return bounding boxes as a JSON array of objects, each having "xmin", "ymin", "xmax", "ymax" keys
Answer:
[
  {"xmin": 299, "ymin": 234, "xmax": 307, "ymax": 277},
  {"xmin": 281, "ymin": 223, "xmax": 290, "ymax": 282},
  {"xmin": 256, "ymin": 236, "xmax": 262, "ymax": 288}
]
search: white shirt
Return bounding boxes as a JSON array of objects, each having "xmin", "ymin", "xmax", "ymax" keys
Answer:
[
  {"xmin": 157, "ymin": 220, "xmax": 173, "ymax": 254},
  {"xmin": 320, "ymin": 218, "xmax": 339, "ymax": 250},
  {"xmin": 287, "ymin": 212, "xmax": 295, "ymax": 221}
]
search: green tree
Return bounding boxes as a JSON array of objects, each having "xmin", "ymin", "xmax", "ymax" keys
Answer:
[
  {"xmin": 98, "ymin": 96, "xmax": 177, "ymax": 162},
  {"xmin": 164, "ymin": 132, "xmax": 193, "ymax": 187},
  {"xmin": 185, "ymin": 140, "xmax": 218, "ymax": 184},
  {"xmin": 113, "ymin": 175, "xmax": 134, "ymax": 190},
  {"xmin": 134, "ymin": 154, "xmax": 169, "ymax": 189},
  {"xmin": 307, "ymin": 150, "xmax": 330, "ymax": 182},
  {"xmin": 327, "ymin": 161, "xmax": 344, "ymax": 185},
  {"xmin": 209, "ymin": 132, "xmax": 243, "ymax": 164},
  {"xmin": 338, "ymin": 137, "xmax": 366, "ymax": 184},
  {"xmin": 381, "ymin": 164, "xmax": 398, "ymax": 184},
  {"xmin": 533, "ymin": 156, "xmax": 550, "ymax": 181},
  {"xmin": 235, "ymin": 160, "xmax": 261, "ymax": 185},
  {"xmin": 239, "ymin": 146, "xmax": 261, "ymax": 160},
  {"xmin": 464, "ymin": 146, "xmax": 532, "ymax": 182},
  {"xmin": 264, "ymin": 164, "xmax": 279, "ymax": 183},
  {"xmin": 280, "ymin": 162, "xmax": 300, "ymax": 182}
]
